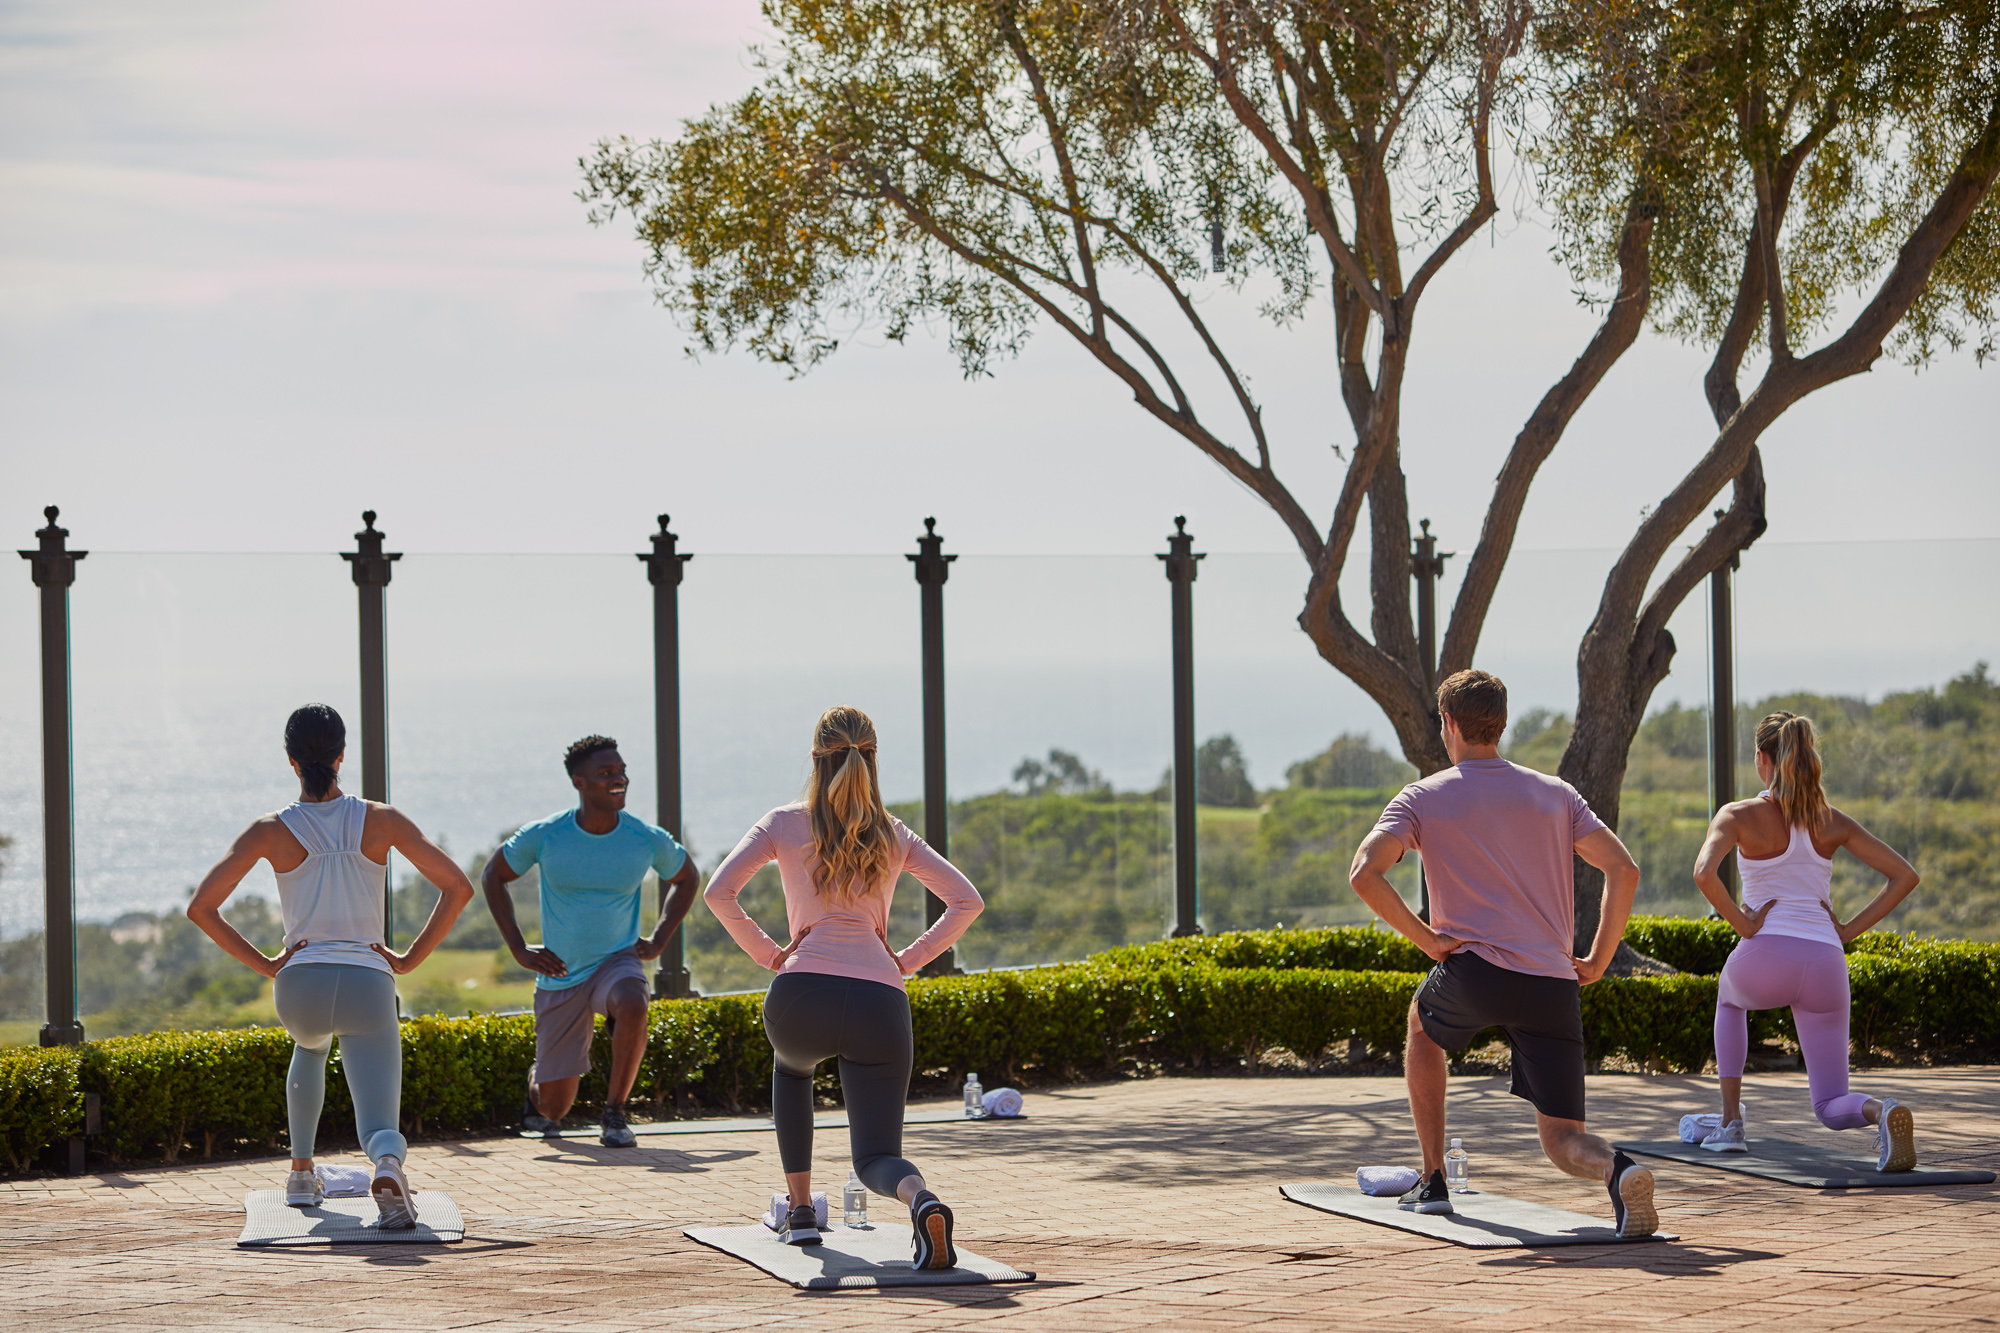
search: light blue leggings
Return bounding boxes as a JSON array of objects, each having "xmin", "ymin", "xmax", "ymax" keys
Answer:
[{"xmin": 273, "ymin": 963, "xmax": 407, "ymax": 1163}]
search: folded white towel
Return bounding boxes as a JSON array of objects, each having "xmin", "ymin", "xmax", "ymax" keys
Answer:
[
  {"xmin": 315, "ymin": 1164, "xmax": 373, "ymax": 1197},
  {"xmin": 762, "ymin": 1192, "xmax": 828, "ymax": 1231},
  {"xmin": 1679, "ymin": 1113, "xmax": 1723, "ymax": 1144},
  {"xmin": 981, "ymin": 1087, "xmax": 1024, "ymax": 1118},
  {"xmin": 1355, "ymin": 1166, "xmax": 1421, "ymax": 1197}
]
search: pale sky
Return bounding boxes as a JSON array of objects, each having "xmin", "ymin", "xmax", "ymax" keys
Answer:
[
  {"xmin": 4, "ymin": 0, "xmax": 1995, "ymax": 566},
  {"xmin": 1, "ymin": 0, "xmax": 1994, "ymax": 928}
]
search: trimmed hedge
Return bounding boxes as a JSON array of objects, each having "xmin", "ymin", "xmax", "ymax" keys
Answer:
[{"xmin": 3, "ymin": 922, "xmax": 1996, "ymax": 1173}]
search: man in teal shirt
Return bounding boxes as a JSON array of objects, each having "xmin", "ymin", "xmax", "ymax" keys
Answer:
[{"xmin": 483, "ymin": 735, "xmax": 700, "ymax": 1147}]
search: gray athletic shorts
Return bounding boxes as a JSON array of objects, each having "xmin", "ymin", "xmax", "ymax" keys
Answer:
[{"xmin": 532, "ymin": 947, "xmax": 647, "ymax": 1082}]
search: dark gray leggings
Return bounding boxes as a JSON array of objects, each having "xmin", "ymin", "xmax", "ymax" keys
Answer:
[{"xmin": 763, "ymin": 971, "xmax": 919, "ymax": 1197}]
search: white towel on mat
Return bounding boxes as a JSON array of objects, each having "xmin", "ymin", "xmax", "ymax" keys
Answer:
[
  {"xmin": 1355, "ymin": 1166, "xmax": 1421, "ymax": 1197},
  {"xmin": 1679, "ymin": 1113, "xmax": 1723, "ymax": 1144},
  {"xmin": 315, "ymin": 1164, "xmax": 373, "ymax": 1197},
  {"xmin": 981, "ymin": 1087, "xmax": 1024, "ymax": 1118},
  {"xmin": 762, "ymin": 1192, "xmax": 828, "ymax": 1230}
]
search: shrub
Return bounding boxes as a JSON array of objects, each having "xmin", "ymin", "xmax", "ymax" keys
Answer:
[
  {"xmin": 0, "ymin": 1047, "xmax": 82, "ymax": 1171},
  {"xmin": 4, "ymin": 925, "xmax": 1996, "ymax": 1173}
]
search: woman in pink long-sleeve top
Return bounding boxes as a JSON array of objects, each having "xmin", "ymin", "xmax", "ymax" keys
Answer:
[{"xmin": 704, "ymin": 705, "xmax": 982, "ymax": 1268}]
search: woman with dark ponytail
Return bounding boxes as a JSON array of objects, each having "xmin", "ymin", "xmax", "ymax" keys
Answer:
[
  {"xmin": 187, "ymin": 705, "xmax": 475, "ymax": 1225},
  {"xmin": 1691, "ymin": 711, "xmax": 1922, "ymax": 1168},
  {"xmin": 704, "ymin": 706, "xmax": 983, "ymax": 1267}
]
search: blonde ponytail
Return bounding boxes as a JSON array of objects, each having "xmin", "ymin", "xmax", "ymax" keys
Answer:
[
  {"xmin": 1756, "ymin": 710, "xmax": 1831, "ymax": 832},
  {"xmin": 804, "ymin": 706, "xmax": 900, "ymax": 904}
]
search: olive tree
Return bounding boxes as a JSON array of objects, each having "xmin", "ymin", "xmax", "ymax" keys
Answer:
[{"xmin": 1540, "ymin": 0, "xmax": 1999, "ymax": 944}]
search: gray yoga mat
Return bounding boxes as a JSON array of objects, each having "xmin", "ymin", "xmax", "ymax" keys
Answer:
[
  {"xmin": 1617, "ymin": 1139, "xmax": 1998, "ymax": 1189},
  {"xmin": 237, "ymin": 1189, "xmax": 466, "ymax": 1246},
  {"xmin": 683, "ymin": 1221, "xmax": 1036, "ymax": 1288},
  {"xmin": 523, "ymin": 1107, "xmax": 1017, "ymax": 1140},
  {"xmin": 1280, "ymin": 1182, "xmax": 1677, "ymax": 1248}
]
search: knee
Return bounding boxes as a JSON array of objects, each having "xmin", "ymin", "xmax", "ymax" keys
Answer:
[{"xmin": 606, "ymin": 983, "xmax": 650, "ymax": 1023}]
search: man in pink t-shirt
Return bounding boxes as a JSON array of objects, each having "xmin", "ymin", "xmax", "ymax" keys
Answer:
[{"xmin": 1348, "ymin": 670, "xmax": 1657, "ymax": 1237}]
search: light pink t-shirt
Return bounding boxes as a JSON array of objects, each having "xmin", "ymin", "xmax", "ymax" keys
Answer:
[
  {"xmin": 702, "ymin": 804, "xmax": 983, "ymax": 991},
  {"xmin": 1370, "ymin": 758, "xmax": 1607, "ymax": 980}
]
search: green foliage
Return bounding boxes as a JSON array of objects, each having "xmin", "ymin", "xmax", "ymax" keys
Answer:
[
  {"xmin": 1195, "ymin": 735, "xmax": 1258, "ymax": 808},
  {"xmin": 1287, "ymin": 734, "xmax": 1417, "ymax": 791},
  {"xmin": 5, "ymin": 921, "xmax": 1998, "ymax": 1172},
  {"xmin": 0, "ymin": 1047, "xmax": 81, "ymax": 1172},
  {"xmin": 1543, "ymin": 0, "xmax": 2000, "ymax": 367},
  {"xmin": 1096, "ymin": 925, "xmax": 1433, "ymax": 973}
]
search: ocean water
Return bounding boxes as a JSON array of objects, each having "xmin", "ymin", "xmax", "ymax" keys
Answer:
[{"xmin": 0, "ymin": 542, "xmax": 1991, "ymax": 937}]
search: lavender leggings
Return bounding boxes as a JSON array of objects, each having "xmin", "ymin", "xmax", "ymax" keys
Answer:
[{"xmin": 1715, "ymin": 933, "xmax": 1871, "ymax": 1130}]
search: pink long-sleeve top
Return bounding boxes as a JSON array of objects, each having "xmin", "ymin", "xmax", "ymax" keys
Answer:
[{"xmin": 703, "ymin": 804, "xmax": 983, "ymax": 991}]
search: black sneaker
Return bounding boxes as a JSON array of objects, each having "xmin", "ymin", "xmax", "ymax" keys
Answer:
[
  {"xmin": 1608, "ymin": 1151, "xmax": 1658, "ymax": 1238},
  {"xmin": 600, "ymin": 1102, "xmax": 636, "ymax": 1148},
  {"xmin": 521, "ymin": 1063, "xmax": 558, "ymax": 1136},
  {"xmin": 909, "ymin": 1190, "xmax": 957, "ymax": 1269},
  {"xmin": 1399, "ymin": 1168, "xmax": 1453, "ymax": 1215},
  {"xmin": 781, "ymin": 1202, "xmax": 822, "ymax": 1246}
]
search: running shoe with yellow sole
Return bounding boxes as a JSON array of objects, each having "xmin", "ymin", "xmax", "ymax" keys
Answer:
[
  {"xmin": 1877, "ymin": 1098, "xmax": 1916, "ymax": 1173},
  {"xmin": 1608, "ymin": 1150, "xmax": 1658, "ymax": 1238},
  {"xmin": 909, "ymin": 1191, "xmax": 957, "ymax": 1270}
]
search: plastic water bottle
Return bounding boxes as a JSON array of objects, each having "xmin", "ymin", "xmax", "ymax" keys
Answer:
[
  {"xmin": 1444, "ymin": 1139, "xmax": 1471, "ymax": 1193},
  {"xmin": 963, "ymin": 1071, "xmax": 984, "ymax": 1119},
  {"xmin": 842, "ymin": 1170, "xmax": 868, "ymax": 1227}
]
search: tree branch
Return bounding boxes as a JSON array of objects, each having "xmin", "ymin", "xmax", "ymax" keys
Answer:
[{"xmin": 1440, "ymin": 189, "xmax": 1656, "ymax": 676}]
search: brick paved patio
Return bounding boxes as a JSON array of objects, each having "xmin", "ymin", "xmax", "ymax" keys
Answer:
[{"xmin": 5, "ymin": 1068, "xmax": 1997, "ymax": 1331}]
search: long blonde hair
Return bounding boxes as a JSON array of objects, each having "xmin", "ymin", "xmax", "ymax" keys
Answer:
[
  {"xmin": 1756, "ymin": 710, "xmax": 1831, "ymax": 831},
  {"xmin": 805, "ymin": 706, "xmax": 899, "ymax": 904}
]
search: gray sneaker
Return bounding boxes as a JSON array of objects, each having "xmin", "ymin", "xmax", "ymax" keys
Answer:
[
  {"xmin": 284, "ymin": 1169, "xmax": 325, "ymax": 1208},
  {"xmin": 370, "ymin": 1154, "xmax": 417, "ymax": 1230},
  {"xmin": 600, "ymin": 1103, "xmax": 637, "ymax": 1148},
  {"xmin": 1700, "ymin": 1120, "xmax": 1748, "ymax": 1153}
]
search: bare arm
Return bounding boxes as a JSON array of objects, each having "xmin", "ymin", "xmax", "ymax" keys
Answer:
[
  {"xmin": 369, "ymin": 805, "xmax": 475, "ymax": 975},
  {"xmin": 186, "ymin": 819, "xmax": 307, "ymax": 978},
  {"xmin": 1347, "ymin": 830, "xmax": 1460, "ymax": 962},
  {"xmin": 636, "ymin": 857, "xmax": 703, "ymax": 962},
  {"xmin": 1574, "ymin": 826, "xmax": 1642, "ymax": 984},
  {"xmin": 1824, "ymin": 813, "xmax": 1920, "ymax": 943},
  {"xmin": 481, "ymin": 845, "xmax": 567, "ymax": 978},
  {"xmin": 1691, "ymin": 808, "xmax": 1775, "ymax": 940}
]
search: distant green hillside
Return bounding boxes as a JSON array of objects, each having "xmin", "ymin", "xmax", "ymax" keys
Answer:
[{"xmin": 5, "ymin": 664, "xmax": 1992, "ymax": 1034}]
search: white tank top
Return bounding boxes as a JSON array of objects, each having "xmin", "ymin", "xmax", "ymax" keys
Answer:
[
  {"xmin": 1737, "ymin": 792, "xmax": 1841, "ymax": 947},
  {"xmin": 274, "ymin": 795, "xmax": 391, "ymax": 972}
]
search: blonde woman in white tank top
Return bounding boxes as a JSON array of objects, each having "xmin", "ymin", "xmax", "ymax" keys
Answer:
[
  {"xmin": 188, "ymin": 705, "xmax": 474, "ymax": 1225},
  {"xmin": 1691, "ymin": 711, "xmax": 1921, "ymax": 1169}
]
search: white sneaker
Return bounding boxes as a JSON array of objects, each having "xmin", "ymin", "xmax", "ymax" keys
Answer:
[
  {"xmin": 1700, "ymin": 1120, "xmax": 1748, "ymax": 1153},
  {"xmin": 1877, "ymin": 1099, "xmax": 1916, "ymax": 1173},
  {"xmin": 371, "ymin": 1154, "xmax": 417, "ymax": 1230},
  {"xmin": 284, "ymin": 1169, "xmax": 325, "ymax": 1208}
]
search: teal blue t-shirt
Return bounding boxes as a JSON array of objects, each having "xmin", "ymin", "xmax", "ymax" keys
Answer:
[{"xmin": 502, "ymin": 809, "xmax": 688, "ymax": 991}]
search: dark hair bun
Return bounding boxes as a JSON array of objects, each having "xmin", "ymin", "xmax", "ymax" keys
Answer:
[{"xmin": 285, "ymin": 704, "xmax": 346, "ymax": 799}]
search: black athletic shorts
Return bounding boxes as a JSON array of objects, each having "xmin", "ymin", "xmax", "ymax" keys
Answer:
[{"xmin": 1415, "ymin": 949, "xmax": 1587, "ymax": 1122}]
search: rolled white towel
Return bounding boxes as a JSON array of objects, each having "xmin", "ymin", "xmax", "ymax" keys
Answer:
[
  {"xmin": 981, "ymin": 1087, "xmax": 1024, "ymax": 1118},
  {"xmin": 762, "ymin": 1191, "xmax": 828, "ymax": 1231},
  {"xmin": 1679, "ymin": 1113, "xmax": 1723, "ymax": 1144},
  {"xmin": 1355, "ymin": 1166, "xmax": 1421, "ymax": 1197},
  {"xmin": 315, "ymin": 1163, "xmax": 373, "ymax": 1197}
]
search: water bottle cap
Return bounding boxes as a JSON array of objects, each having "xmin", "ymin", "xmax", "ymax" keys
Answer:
[{"xmin": 1449, "ymin": 1138, "xmax": 1462, "ymax": 1148}]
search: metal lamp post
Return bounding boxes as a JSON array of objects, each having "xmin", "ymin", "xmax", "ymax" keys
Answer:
[
  {"xmin": 19, "ymin": 506, "xmax": 86, "ymax": 1048},
  {"xmin": 1410, "ymin": 519, "xmax": 1453, "ymax": 922},
  {"xmin": 907, "ymin": 518, "xmax": 961, "ymax": 976},
  {"xmin": 1710, "ymin": 512, "xmax": 1741, "ymax": 900},
  {"xmin": 1160, "ymin": 516, "xmax": 1205, "ymax": 938},
  {"xmin": 638, "ymin": 515, "xmax": 696, "ymax": 999},
  {"xmin": 340, "ymin": 511, "xmax": 400, "ymax": 942}
]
